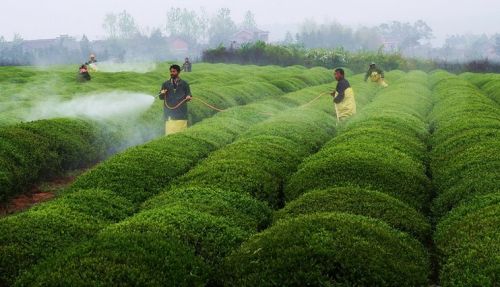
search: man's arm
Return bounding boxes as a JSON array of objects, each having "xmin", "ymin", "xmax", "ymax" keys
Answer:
[
  {"xmin": 364, "ymin": 70, "xmax": 370, "ymax": 82},
  {"xmin": 378, "ymin": 68, "xmax": 385, "ymax": 78},
  {"xmin": 159, "ymin": 83, "xmax": 167, "ymax": 100},
  {"xmin": 184, "ymin": 82, "xmax": 192, "ymax": 101}
]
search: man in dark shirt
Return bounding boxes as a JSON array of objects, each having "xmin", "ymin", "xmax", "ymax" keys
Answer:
[
  {"xmin": 331, "ymin": 68, "xmax": 356, "ymax": 122},
  {"xmin": 365, "ymin": 63, "xmax": 388, "ymax": 87},
  {"xmin": 159, "ymin": 64, "xmax": 192, "ymax": 135}
]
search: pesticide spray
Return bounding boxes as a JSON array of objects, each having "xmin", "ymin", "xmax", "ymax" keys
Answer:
[
  {"xmin": 96, "ymin": 62, "xmax": 157, "ymax": 73},
  {"xmin": 24, "ymin": 92, "xmax": 155, "ymax": 121},
  {"xmin": 23, "ymin": 92, "xmax": 160, "ymax": 152}
]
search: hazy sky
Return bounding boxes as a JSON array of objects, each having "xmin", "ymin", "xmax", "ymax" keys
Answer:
[{"xmin": 1, "ymin": 0, "xmax": 499, "ymax": 45}]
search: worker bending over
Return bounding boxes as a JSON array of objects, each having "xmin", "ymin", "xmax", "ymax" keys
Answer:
[
  {"xmin": 77, "ymin": 64, "xmax": 91, "ymax": 82},
  {"xmin": 159, "ymin": 64, "xmax": 192, "ymax": 135},
  {"xmin": 365, "ymin": 63, "xmax": 388, "ymax": 87},
  {"xmin": 332, "ymin": 68, "xmax": 356, "ymax": 122}
]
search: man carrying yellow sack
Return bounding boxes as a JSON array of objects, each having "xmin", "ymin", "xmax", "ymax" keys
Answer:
[
  {"xmin": 365, "ymin": 63, "xmax": 388, "ymax": 87},
  {"xmin": 332, "ymin": 68, "xmax": 356, "ymax": 122},
  {"xmin": 159, "ymin": 64, "xmax": 192, "ymax": 135}
]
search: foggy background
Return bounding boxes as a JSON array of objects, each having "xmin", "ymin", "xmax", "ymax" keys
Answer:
[
  {"xmin": 0, "ymin": 0, "xmax": 499, "ymax": 65},
  {"xmin": 1, "ymin": 0, "xmax": 499, "ymax": 44}
]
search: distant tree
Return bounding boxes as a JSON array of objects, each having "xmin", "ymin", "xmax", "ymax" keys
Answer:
[
  {"xmin": 117, "ymin": 10, "xmax": 139, "ymax": 39},
  {"xmin": 103, "ymin": 13, "xmax": 118, "ymax": 39},
  {"xmin": 296, "ymin": 20, "xmax": 358, "ymax": 50},
  {"xmin": 241, "ymin": 11, "xmax": 257, "ymax": 30},
  {"xmin": 166, "ymin": 8, "xmax": 204, "ymax": 44},
  {"xmin": 354, "ymin": 27, "xmax": 383, "ymax": 51},
  {"xmin": 378, "ymin": 20, "xmax": 433, "ymax": 50},
  {"xmin": 495, "ymin": 34, "xmax": 500, "ymax": 56},
  {"xmin": 283, "ymin": 31, "xmax": 295, "ymax": 45},
  {"xmin": 12, "ymin": 33, "xmax": 23, "ymax": 44},
  {"xmin": 80, "ymin": 34, "xmax": 91, "ymax": 60},
  {"xmin": 208, "ymin": 8, "xmax": 237, "ymax": 47}
]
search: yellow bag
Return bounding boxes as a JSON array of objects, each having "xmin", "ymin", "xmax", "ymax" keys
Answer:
[
  {"xmin": 334, "ymin": 87, "xmax": 356, "ymax": 121},
  {"xmin": 165, "ymin": 118, "xmax": 188, "ymax": 135},
  {"xmin": 370, "ymin": 72, "xmax": 381, "ymax": 82},
  {"xmin": 370, "ymin": 72, "xmax": 388, "ymax": 87}
]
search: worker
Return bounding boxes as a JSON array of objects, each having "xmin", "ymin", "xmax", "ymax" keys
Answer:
[
  {"xmin": 365, "ymin": 63, "xmax": 388, "ymax": 87},
  {"xmin": 77, "ymin": 64, "xmax": 91, "ymax": 82},
  {"xmin": 182, "ymin": 57, "xmax": 192, "ymax": 72},
  {"xmin": 159, "ymin": 64, "xmax": 193, "ymax": 135},
  {"xmin": 86, "ymin": 54, "xmax": 98, "ymax": 72},
  {"xmin": 332, "ymin": 68, "xmax": 356, "ymax": 122}
]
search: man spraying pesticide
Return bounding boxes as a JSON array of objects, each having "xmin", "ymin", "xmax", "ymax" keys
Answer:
[
  {"xmin": 159, "ymin": 64, "xmax": 193, "ymax": 135},
  {"xmin": 332, "ymin": 68, "xmax": 356, "ymax": 122},
  {"xmin": 365, "ymin": 63, "xmax": 388, "ymax": 87}
]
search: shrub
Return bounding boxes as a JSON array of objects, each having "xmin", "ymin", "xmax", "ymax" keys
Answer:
[
  {"xmin": 0, "ymin": 188, "xmax": 134, "ymax": 285},
  {"xmin": 142, "ymin": 187, "xmax": 273, "ymax": 232},
  {"xmin": 222, "ymin": 213, "xmax": 429, "ymax": 287},
  {"xmin": 435, "ymin": 193, "xmax": 500, "ymax": 287},
  {"xmin": 286, "ymin": 143, "xmax": 430, "ymax": 211},
  {"xmin": 0, "ymin": 119, "xmax": 116, "ymax": 203},
  {"xmin": 15, "ymin": 232, "xmax": 208, "ymax": 287},
  {"xmin": 275, "ymin": 187, "xmax": 431, "ymax": 242},
  {"xmin": 177, "ymin": 136, "xmax": 307, "ymax": 208}
]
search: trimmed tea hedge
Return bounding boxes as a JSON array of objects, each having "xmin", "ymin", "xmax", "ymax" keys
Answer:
[
  {"xmin": 13, "ymin": 77, "xmax": 381, "ymax": 286},
  {"xmin": 175, "ymin": 77, "xmax": 380, "ymax": 208},
  {"xmin": 14, "ymin": 189, "xmax": 271, "ymax": 287},
  {"xmin": 275, "ymin": 187, "xmax": 431, "ymax": 242},
  {"xmin": 0, "ymin": 119, "xmax": 113, "ymax": 203},
  {"xmin": 0, "ymin": 189, "xmax": 134, "ymax": 285},
  {"xmin": 286, "ymin": 72, "xmax": 433, "ymax": 212},
  {"xmin": 0, "ymin": 80, "xmax": 334, "ymax": 285},
  {"xmin": 429, "ymin": 72, "xmax": 500, "ymax": 286},
  {"xmin": 222, "ymin": 213, "xmax": 429, "ymax": 287}
]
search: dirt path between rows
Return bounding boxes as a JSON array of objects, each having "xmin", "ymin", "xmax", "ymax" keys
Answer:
[{"xmin": 0, "ymin": 171, "xmax": 84, "ymax": 217}]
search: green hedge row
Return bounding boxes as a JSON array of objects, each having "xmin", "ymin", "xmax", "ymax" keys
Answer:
[
  {"xmin": 15, "ymin": 187, "xmax": 271, "ymax": 287},
  {"xmin": 275, "ymin": 187, "xmax": 431, "ymax": 242},
  {"xmin": 0, "ymin": 78, "xmax": 333, "ymax": 285},
  {"xmin": 0, "ymin": 189, "xmax": 135, "ymax": 285},
  {"xmin": 10, "ymin": 81, "xmax": 349, "ymax": 286},
  {"xmin": 223, "ymin": 213, "xmax": 430, "ymax": 287},
  {"xmin": 108, "ymin": 65, "xmax": 333, "ymax": 148},
  {"xmin": 286, "ymin": 71, "xmax": 433, "ymax": 212},
  {"xmin": 0, "ymin": 119, "xmax": 115, "ymax": 203},
  {"xmin": 222, "ymin": 71, "xmax": 432, "ymax": 286},
  {"xmin": 174, "ymin": 74, "xmax": 381, "ymax": 208},
  {"xmin": 459, "ymin": 72, "xmax": 500, "ymax": 103},
  {"xmin": 0, "ymin": 65, "xmax": 331, "ymax": 203},
  {"xmin": 429, "ymin": 72, "xmax": 500, "ymax": 286}
]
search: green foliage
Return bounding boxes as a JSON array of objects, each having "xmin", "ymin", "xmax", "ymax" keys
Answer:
[
  {"xmin": 429, "ymin": 75, "xmax": 500, "ymax": 216},
  {"xmin": 222, "ymin": 213, "xmax": 430, "ymax": 287},
  {"xmin": 203, "ymin": 42, "xmax": 436, "ymax": 72},
  {"xmin": 435, "ymin": 193, "xmax": 500, "ymax": 287},
  {"xmin": 429, "ymin": 72, "xmax": 500, "ymax": 286},
  {"xmin": 0, "ymin": 119, "xmax": 113, "ymax": 203},
  {"xmin": 0, "ymin": 65, "xmax": 335, "ymax": 285},
  {"xmin": 0, "ymin": 189, "xmax": 134, "ymax": 285},
  {"xmin": 286, "ymin": 75, "xmax": 433, "ymax": 211},
  {"xmin": 142, "ymin": 187, "xmax": 273, "ymax": 232},
  {"xmin": 15, "ymin": 232, "xmax": 208, "ymax": 287},
  {"xmin": 275, "ymin": 187, "xmax": 431, "ymax": 242},
  {"xmin": 177, "ymin": 135, "xmax": 308, "ymax": 207}
]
